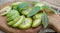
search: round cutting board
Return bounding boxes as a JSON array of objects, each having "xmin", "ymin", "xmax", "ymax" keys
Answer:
[{"xmin": 0, "ymin": 1, "xmax": 42, "ymax": 33}]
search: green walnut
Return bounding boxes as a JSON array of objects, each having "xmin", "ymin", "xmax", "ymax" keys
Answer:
[
  {"xmin": 21, "ymin": 9, "xmax": 31, "ymax": 15},
  {"xmin": 32, "ymin": 19, "xmax": 41, "ymax": 27},
  {"xmin": 7, "ymin": 16, "xmax": 20, "ymax": 26},
  {"xmin": 19, "ymin": 18, "xmax": 32, "ymax": 29},
  {"xmin": 33, "ymin": 13, "xmax": 43, "ymax": 19},
  {"xmin": 12, "ymin": 15, "xmax": 25, "ymax": 27},
  {"xmin": 6, "ymin": 10, "xmax": 20, "ymax": 22},
  {"xmin": 1, "ymin": 6, "xmax": 11, "ymax": 16}
]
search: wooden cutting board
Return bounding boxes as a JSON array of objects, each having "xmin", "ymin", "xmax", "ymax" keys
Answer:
[
  {"xmin": 0, "ymin": 1, "xmax": 60, "ymax": 33},
  {"xmin": 0, "ymin": 1, "xmax": 43, "ymax": 33},
  {"xmin": 0, "ymin": 15, "xmax": 42, "ymax": 33}
]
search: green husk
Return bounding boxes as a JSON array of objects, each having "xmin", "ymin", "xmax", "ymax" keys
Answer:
[
  {"xmin": 33, "ymin": 13, "xmax": 43, "ymax": 19},
  {"xmin": 7, "ymin": 10, "xmax": 20, "ymax": 22},
  {"xmin": 32, "ymin": 18, "xmax": 41, "ymax": 27},
  {"xmin": 7, "ymin": 16, "xmax": 20, "ymax": 26},
  {"xmin": 1, "ymin": 6, "xmax": 11, "ymax": 16},
  {"xmin": 19, "ymin": 18, "xmax": 32, "ymax": 29},
  {"xmin": 12, "ymin": 15, "xmax": 25, "ymax": 27}
]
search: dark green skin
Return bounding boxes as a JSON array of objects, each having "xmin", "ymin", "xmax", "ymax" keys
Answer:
[
  {"xmin": 19, "ymin": 18, "xmax": 32, "ymax": 29},
  {"xmin": 7, "ymin": 16, "xmax": 20, "ymax": 26}
]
